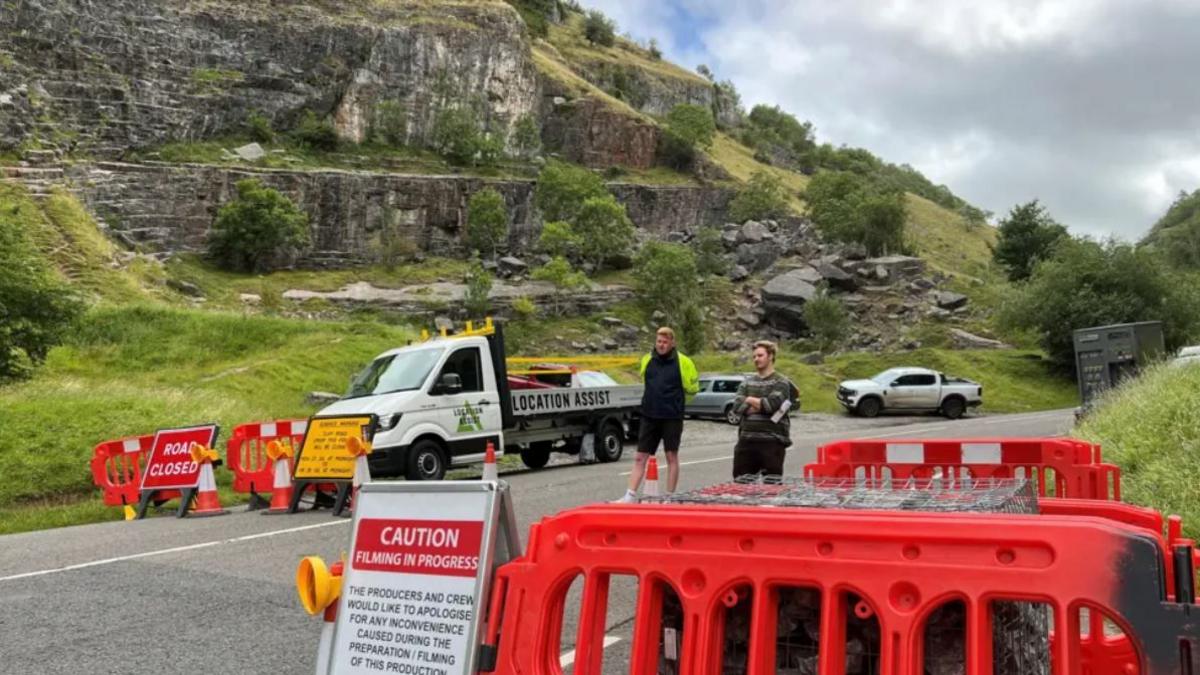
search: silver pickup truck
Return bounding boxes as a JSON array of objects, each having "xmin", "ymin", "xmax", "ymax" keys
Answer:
[{"xmin": 836, "ymin": 367, "xmax": 983, "ymax": 419}]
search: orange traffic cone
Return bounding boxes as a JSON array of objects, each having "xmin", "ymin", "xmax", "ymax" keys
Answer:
[
  {"xmin": 263, "ymin": 439, "xmax": 295, "ymax": 516},
  {"xmin": 643, "ymin": 457, "xmax": 660, "ymax": 498},
  {"xmin": 482, "ymin": 440, "xmax": 498, "ymax": 482},
  {"xmin": 188, "ymin": 442, "xmax": 228, "ymax": 517}
]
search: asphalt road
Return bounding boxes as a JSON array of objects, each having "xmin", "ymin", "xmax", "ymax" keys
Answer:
[{"xmin": 0, "ymin": 409, "xmax": 1074, "ymax": 674}]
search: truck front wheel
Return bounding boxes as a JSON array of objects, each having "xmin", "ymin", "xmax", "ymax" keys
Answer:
[
  {"xmin": 856, "ymin": 397, "xmax": 882, "ymax": 418},
  {"xmin": 596, "ymin": 422, "xmax": 625, "ymax": 463},
  {"xmin": 405, "ymin": 440, "xmax": 447, "ymax": 481},
  {"xmin": 941, "ymin": 396, "xmax": 966, "ymax": 420},
  {"xmin": 520, "ymin": 443, "xmax": 551, "ymax": 469}
]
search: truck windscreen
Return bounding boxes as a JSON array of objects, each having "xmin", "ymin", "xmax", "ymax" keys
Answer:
[{"xmin": 345, "ymin": 347, "xmax": 444, "ymax": 398}]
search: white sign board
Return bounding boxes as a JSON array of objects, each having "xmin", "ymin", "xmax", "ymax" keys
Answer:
[{"xmin": 327, "ymin": 482, "xmax": 517, "ymax": 675}]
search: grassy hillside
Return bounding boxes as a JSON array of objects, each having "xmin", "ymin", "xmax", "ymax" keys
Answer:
[
  {"xmin": 1074, "ymin": 363, "xmax": 1200, "ymax": 538},
  {"xmin": 0, "ymin": 305, "xmax": 412, "ymax": 533}
]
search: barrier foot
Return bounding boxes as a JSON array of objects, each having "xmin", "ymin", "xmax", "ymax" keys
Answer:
[
  {"xmin": 122, "ymin": 505, "xmax": 136, "ymax": 521},
  {"xmin": 246, "ymin": 493, "xmax": 270, "ymax": 512},
  {"xmin": 332, "ymin": 484, "xmax": 353, "ymax": 518}
]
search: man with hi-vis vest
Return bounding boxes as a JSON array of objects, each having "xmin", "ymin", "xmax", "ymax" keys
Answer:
[
  {"xmin": 617, "ymin": 327, "xmax": 699, "ymax": 503},
  {"xmin": 731, "ymin": 340, "xmax": 799, "ymax": 478}
]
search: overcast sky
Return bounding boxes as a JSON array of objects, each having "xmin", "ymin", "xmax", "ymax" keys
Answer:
[{"xmin": 582, "ymin": 0, "xmax": 1200, "ymax": 240}]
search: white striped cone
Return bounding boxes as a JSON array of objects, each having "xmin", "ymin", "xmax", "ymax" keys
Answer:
[
  {"xmin": 482, "ymin": 440, "xmax": 498, "ymax": 482},
  {"xmin": 264, "ymin": 455, "xmax": 293, "ymax": 514},
  {"xmin": 352, "ymin": 454, "xmax": 371, "ymax": 489},
  {"xmin": 190, "ymin": 462, "xmax": 227, "ymax": 516}
]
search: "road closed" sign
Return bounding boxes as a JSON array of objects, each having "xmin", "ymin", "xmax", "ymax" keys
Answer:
[
  {"xmin": 326, "ymin": 482, "xmax": 517, "ymax": 675},
  {"xmin": 139, "ymin": 424, "xmax": 220, "ymax": 491}
]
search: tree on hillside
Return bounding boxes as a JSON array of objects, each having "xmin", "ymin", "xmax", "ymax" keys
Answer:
[
  {"xmin": 537, "ymin": 220, "xmax": 582, "ymax": 259},
  {"xmin": 432, "ymin": 105, "xmax": 483, "ymax": 166},
  {"xmin": 463, "ymin": 259, "xmax": 493, "ymax": 317},
  {"xmin": 1144, "ymin": 188, "xmax": 1200, "ymax": 269},
  {"xmin": 466, "ymin": 188, "xmax": 509, "ymax": 259},
  {"xmin": 803, "ymin": 288, "xmax": 849, "ymax": 353},
  {"xmin": 207, "ymin": 178, "xmax": 310, "ymax": 273},
  {"xmin": 692, "ymin": 226, "xmax": 727, "ymax": 277},
  {"xmin": 534, "ymin": 161, "xmax": 608, "ymax": 222},
  {"xmin": 0, "ymin": 205, "xmax": 84, "ymax": 380},
  {"xmin": 583, "ymin": 10, "xmax": 616, "ymax": 46},
  {"xmin": 633, "ymin": 242, "xmax": 708, "ymax": 352},
  {"xmin": 728, "ymin": 170, "xmax": 790, "ymax": 223},
  {"xmin": 666, "ymin": 104, "xmax": 716, "ymax": 150},
  {"xmin": 512, "ymin": 114, "xmax": 542, "ymax": 160},
  {"xmin": 531, "ymin": 256, "xmax": 589, "ymax": 315},
  {"xmin": 1000, "ymin": 237, "xmax": 1200, "ymax": 372},
  {"xmin": 992, "ymin": 200, "xmax": 1069, "ymax": 282},
  {"xmin": 573, "ymin": 195, "xmax": 635, "ymax": 272},
  {"xmin": 804, "ymin": 171, "xmax": 908, "ymax": 256}
]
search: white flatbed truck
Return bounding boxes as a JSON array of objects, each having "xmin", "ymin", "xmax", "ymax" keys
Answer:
[{"xmin": 318, "ymin": 319, "xmax": 643, "ymax": 480}]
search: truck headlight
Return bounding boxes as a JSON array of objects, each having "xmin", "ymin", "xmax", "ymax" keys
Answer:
[{"xmin": 379, "ymin": 413, "xmax": 403, "ymax": 431}]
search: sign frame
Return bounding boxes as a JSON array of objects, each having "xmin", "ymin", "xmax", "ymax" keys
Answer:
[
  {"xmin": 289, "ymin": 414, "xmax": 378, "ymax": 516},
  {"xmin": 324, "ymin": 480, "xmax": 520, "ymax": 675},
  {"xmin": 134, "ymin": 423, "xmax": 220, "ymax": 520}
]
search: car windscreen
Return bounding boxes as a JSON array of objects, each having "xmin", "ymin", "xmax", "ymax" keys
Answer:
[
  {"xmin": 344, "ymin": 348, "xmax": 444, "ymax": 398},
  {"xmin": 870, "ymin": 369, "xmax": 904, "ymax": 385}
]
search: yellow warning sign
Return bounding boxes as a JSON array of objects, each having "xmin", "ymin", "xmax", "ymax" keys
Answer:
[{"xmin": 294, "ymin": 415, "xmax": 375, "ymax": 480}]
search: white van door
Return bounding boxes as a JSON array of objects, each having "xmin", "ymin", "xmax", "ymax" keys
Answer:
[{"xmin": 428, "ymin": 344, "xmax": 503, "ymax": 465}]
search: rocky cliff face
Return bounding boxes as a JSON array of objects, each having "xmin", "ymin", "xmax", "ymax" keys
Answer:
[
  {"xmin": 568, "ymin": 59, "xmax": 742, "ymax": 129},
  {"xmin": 0, "ymin": 0, "xmax": 538, "ymax": 156},
  {"xmin": 56, "ymin": 162, "xmax": 733, "ymax": 265}
]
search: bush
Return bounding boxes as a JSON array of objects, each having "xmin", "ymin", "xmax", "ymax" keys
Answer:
[
  {"xmin": 432, "ymin": 106, "xmax": 483, "ymax": 165},
  {"xmin": 0, "ymin": 207, "xmax": 84, "ymax": 380},
  {"xmin": 1000, "ymin": 237, "xmax": 1200, "ymax": 372},
  {"xmin": 463, "ymin": 260, "xmax": 493, "ymax": 317},
  {"xmin": 647, "ymin": 38, "xmax": 662, "ymax": 60},
  {"xmin": 207, "ymin": 178, "xmax": 310, "ymax": 273},
  {"xmin": 1145, "ymin": 189, "xmax": 1200, "ymax": 269},
  {"xmin": 692, "ymin": 226, "xmax": 727, "ymax": 277},
  {"xmin": 512, "ymin": 295, "xmax": 537, "ymax": 318},
  {"xmin": 633, "ymin": 242, "xmax": 701, "ymax": 321},
  {"xmin": 993, "ymin": 200, "xmax": 1069, "ymax": 281},
  {"xmin": 804, "ymin": 171, "xmax": 908, "ymax": 256},
  {"xmin": 728, "ymin": 170, "xmax": 790, "ymax": 223},
  {"xmin": 466, "ymin": 188, "xmax": 509, "ymax": 259},
  {"xmin": 371, "ymin": 100, "xmax": 408, "ymax": 147},
  {"xmin": 574, "ymin": 195, "xmax": 636, "ymax": 272},
  {"xmin": 665, "ymin": 103, "xmax": 716, "ymax": 150},
  {"xmin": 657, "ymin": 131, "xmax": 696, "ymax": 172},
  {"xmin": 512, "ymin": 114, "xmax": 542, "ymax": 160},
  {"xmin": 246, "ymin": 112, "xmax": 274, "ymax": 143},
  {"xmin": 531, "ymin": 256, "xmax": 588, "ymax": 315},
  {"xmin": 291, "ymin": 111, "xmax": 339, "ymax": 151},
  {"xmin": 803, "ymin": 290, "xmax": 849, "ymax": 352},
  {"xmin": 538, "ymin": 220, "xmax": 581, "ymax": 259},
  {"xmin": 534, "ymin": 161, "xmax": 608, "ymax": 222},
  {"xmin": 583, "ymin": 10, "xmax": 616, "ymax": 46}
]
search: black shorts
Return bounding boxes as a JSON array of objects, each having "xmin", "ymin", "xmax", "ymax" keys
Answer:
[{"xmin": 637, "ymin": 417, "xmax": 683, "ymax": 454}]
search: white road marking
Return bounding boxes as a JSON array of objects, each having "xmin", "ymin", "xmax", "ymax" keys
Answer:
[
  {"xmin": 0, "ymin": 520, "xmax": 350, "ymax": 583},
  {"xmin": 618, "ymin": 410, "xmax": 1072, "ymax": 475},
  {"xmin": 560, "ymin": 636, "xmax": 622, "ymax": 667}
]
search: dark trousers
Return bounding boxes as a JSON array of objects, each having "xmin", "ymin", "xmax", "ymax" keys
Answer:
[{"xmin": 733, "ymin": 437, "xmax": 786, "ymax": 478}]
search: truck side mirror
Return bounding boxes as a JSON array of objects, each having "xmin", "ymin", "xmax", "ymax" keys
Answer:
[{"xmin": 436, "ymin": 372, "xmax": 462, "ymax": 395}]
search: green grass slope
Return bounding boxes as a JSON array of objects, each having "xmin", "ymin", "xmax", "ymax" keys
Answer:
[{"xmin": 1074, "ymin": 363, "xmax": 1200, "ymax": 538}]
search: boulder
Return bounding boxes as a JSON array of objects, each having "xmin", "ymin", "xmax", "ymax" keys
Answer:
[
  {"xmin": 815, "ymin": 262, "xmax": 857, "ymax": 291},
  {"xmin": 760, "ymin": 269, "xmax": 819, "ymax": 332},
  {"xmin": 721, "ymin": 230, "xmax": 740, "ymax": 250},
  {"xmin": 736, "ymin": 311, "xmax": 760, "ymax": 327},
  {"xmin": 239, "ymin": 293, "xmax": 262, "ymax": 304},
  {"xmin": 601, "ymin": 316, "xmax": 624, "ymax": 326},
  {"xmin": 792, "ymin": 265, "xmax": 824, "ymax": 285},
  {"xmin": 166, "ymin": 279, "xmax": 203, "ymax": 297},
  {"xmin": 498, "ymin": 256, "xmax": 528, "ymax": 276},
  {"xmin": 801, "ymin": 351, "xmax": 824, "ymax": 365},
  {"xmin": 949, "ymin": 328, "xmax": 1010, "ymax": 350},
  {"xmin": 306, "ymin": 391, "xmax": 342, "ymax": 405},
  {"xmin": 935, "ymin": 291, "xmax": 969, "ymax": 310},
  {"xmin": 234, "ymin": 142, "xmax": 266, "ymax": 162},
  {"xmin": 602, "ymin": 338, "xmax": 619, "ymax": 350},
  {"xmin": 736, "ymin": 241, "xmax": 782, "ymax": 273},
  {"xmin": 728, "ymin": 264, "xmax": 750, "ymax": 282},
  {"xmin": 739, "ymin": 220, "xmax": 769, "ymax": 243},
  {"xmin": 434, "ymin": 315, "xmax": 454, "ymax": 332}
]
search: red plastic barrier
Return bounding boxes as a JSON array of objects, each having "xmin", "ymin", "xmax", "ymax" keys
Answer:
[
  {"xmin": 483, "ymin": 503, "xmax": 1198, "ymax": 674},
  {"xmin": 225, "ymin": 419, "xmax": 309, "ymax": 499},
  {"xmin": 89, "ymin": 434, "xmax": 181, "ymax": 506},
  {"xmin": 806, "ymin": 437, "xmax": 1121, "ymax": 500}
]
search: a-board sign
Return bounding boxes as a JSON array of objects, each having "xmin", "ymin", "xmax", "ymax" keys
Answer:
[
  {"xmin": 138, "ymin": 424, "xmax": 220, "ymax": 491},
  {"xmin": 326, "ymin": 481, "xmax": 519, "ymax": 675},
  {"xmin": 294, "ymin": 415, "xmax": 377, "ymax": 481}
]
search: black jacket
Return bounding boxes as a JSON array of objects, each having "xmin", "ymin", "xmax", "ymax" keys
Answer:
[{"xmin": 641, "ymin": 349, "xmax": 685, "ymax": 419}]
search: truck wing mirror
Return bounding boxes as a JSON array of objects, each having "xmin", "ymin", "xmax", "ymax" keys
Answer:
[{"xmin": 436, "ymin": 372, "xmax": 462, "ymax": 395}]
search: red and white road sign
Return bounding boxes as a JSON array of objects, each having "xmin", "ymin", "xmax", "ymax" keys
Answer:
[
  {"xmin": 139, "ymin": 424, "xmax": 219, "ymax": 491},
  {"xmin": 328, "ymin": 483, "xmax": 512, "ymax": 675}
]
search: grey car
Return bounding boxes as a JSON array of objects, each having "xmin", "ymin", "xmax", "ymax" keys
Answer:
[{"xmin": 686, "ymin": 374, "xmax": 748, "ymax": 424}]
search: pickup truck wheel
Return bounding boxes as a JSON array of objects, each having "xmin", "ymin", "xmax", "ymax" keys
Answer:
[
  {"xmin": 857, "ymin": 397, "xmax": 882, "ymax": 418},
  {"xmin": 724, "ymin": 404, "xmax": 742, "ymax": 425},
  {"xmin": 519, "ymin": 444, "xmax": 551, "ymax": 470},
  {"xmin": 405, "ymin": 440, "xmax": 447, "ymax": 481},
  {"xmin": 596, "ymin": 423, "xmax": 624, "ymax": 463},
  {"xmin": 941, "ymin": 396, "xmax": 966, "ymax": 420}
]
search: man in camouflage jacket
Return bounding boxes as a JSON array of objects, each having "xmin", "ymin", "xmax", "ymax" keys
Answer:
[{"xmin": 732, "ymin": 340, "xmax": 799, "ymax": 478}]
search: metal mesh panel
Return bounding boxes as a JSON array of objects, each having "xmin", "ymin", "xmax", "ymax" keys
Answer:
[{"xmin": 644, "ymin": 475, "xmax": 1039, "ymax": 515}]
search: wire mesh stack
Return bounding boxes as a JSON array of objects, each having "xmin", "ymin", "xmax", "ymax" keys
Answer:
[{"xmin": 645, "ymin": 475, "xmax": 1048, "ymax": 675}]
